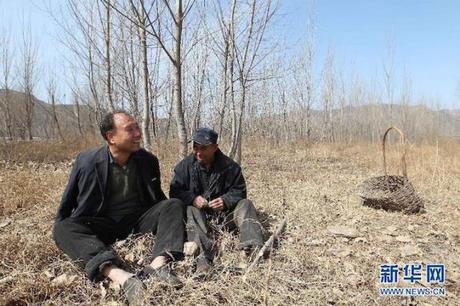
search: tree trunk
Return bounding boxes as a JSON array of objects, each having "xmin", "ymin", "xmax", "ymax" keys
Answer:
[
  {"xmin": 1, "ymin": 89, "xmax": 13, "ymax": 140},
  {"xmin": 218, "ymin": 39, "xmax": 229, "ymax": 137},
  {"xmin": 51, "ymin": 93, "xmax": 64, "ymax": 141},
  {"xmin": 74, "ymin": 94, "xmax": 83, "ymax": 137},
  {"xmin": 104, "ymin": 0, "xmax": 114, "ymax": 111},
  {"xmin": 87, "ymin": 33, "xmax": 102, "ymax": 127},
  {"xmin": 217, "ymin": 0, "xmax": 236, "ymax": 137},
  {"xmin": 25, "ymin": 93, "xmax": 34, "ymax": 141},
  {"xmin": 139, "ymin": 2, "xmax": 151, "ymax": 148},
  {"xmin": 174, "ymin": 0, "xmax": 188, "ymax": 158}
]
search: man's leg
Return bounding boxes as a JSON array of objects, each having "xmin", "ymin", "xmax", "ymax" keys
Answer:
[
  {"xmin": 231, "ymin": 199, "xmax": 264, "ymax": 250},
  {"xmin": 186, "ymin": 205, "xmax": 214, "ymax": 262},
  {"xmin": 135, "ymin": 198, "xmax": 185, "ymax": 262},
  {"xmin": 53, "ymin": 217, "xmax": 126, "ymax": 282},
  {"xmin": 134, "ymin": 198, "xmax": 185, "ymax": 287},
  {"xmin": 185, "ymin": 205, "xmax": 214, "ymax": 276},
  {"xmin": 54, "ymin": 217, "xmax": 146, "ymax": 304}
]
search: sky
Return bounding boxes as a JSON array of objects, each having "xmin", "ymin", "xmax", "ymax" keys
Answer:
[
  {"xmin": 280, "ymin": 0, "xmax": 460, "ymax": 108},
  {"xmin": 0, "ymin": 0, "xmax": 459, "ymax": 108}
]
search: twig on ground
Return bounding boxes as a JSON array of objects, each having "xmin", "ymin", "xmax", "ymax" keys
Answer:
[{"xmin": 243, "ymin": 217, "xmax": 287, "ymax": 280}]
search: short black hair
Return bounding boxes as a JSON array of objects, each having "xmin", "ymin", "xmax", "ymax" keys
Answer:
[{"xmin": 99, "ymin": 110, "xmax": 132, "ymax": 141}]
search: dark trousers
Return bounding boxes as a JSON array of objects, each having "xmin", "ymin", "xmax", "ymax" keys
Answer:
[
  {"xmin": 187, "ymin": 199, "xmax": 264, "ymax": 261},
  {"xmin": 53, "ymin": 199, "xmax": 185, "ymax": 282}
]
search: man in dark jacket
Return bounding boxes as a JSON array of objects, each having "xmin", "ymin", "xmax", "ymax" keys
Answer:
[
  {"xmin": 169, "ymin": 128, "xmax": 264, "ymax": 276},
  {"xmin": 53, "ymin": 111, "xmax": 185, "ymax": 304}
]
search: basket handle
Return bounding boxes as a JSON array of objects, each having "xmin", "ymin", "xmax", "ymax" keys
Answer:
[{"xmin": 382, "ymin": 126, "xmax": 407, "ymax": 177}]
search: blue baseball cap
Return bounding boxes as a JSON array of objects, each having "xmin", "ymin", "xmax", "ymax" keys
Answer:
[{"xmin": 191, "ymin": 128, "xmax": 218, "ymax": 145}]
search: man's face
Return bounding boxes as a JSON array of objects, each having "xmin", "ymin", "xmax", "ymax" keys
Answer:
[
  {"xmin": 107, "ymin": 113, "xmax": 142, "ymax": 153},
  {"xmin": 193, "ymin": 142, "xmax": 218, "ymax": 166}
]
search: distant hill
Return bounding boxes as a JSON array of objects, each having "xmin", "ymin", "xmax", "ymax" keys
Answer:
[
  {"xmin": 249, "ymin": 102, "xmax": 460, "ymax": 142},
  {"xmin": 324, "ymin": 103, "xmax": 460, "ymax": 140},
  {"xmin": 1, "ymin": 89, "xmax": 459, "ymax": 142},
  {"xmin": 336, "ymin": 104, "xmax": 460, "ymax": 136},
  {"xmin": 0, "ymin": 89, "xmax": 93, "ymax": 139}
]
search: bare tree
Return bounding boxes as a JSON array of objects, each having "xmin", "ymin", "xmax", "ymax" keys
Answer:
[
  {"xmin": 336, "ymin": 65, "xmax": 347, "ymax": 142},
  {"xmin": 294, "ymin": 1, "xmax": 316, "ymax": 141},
  {"xmin": 321, "ymin": 47, "xmax": 336, "ymax": 142},
  {"xmin": 0, "ymin": 29, "xmax": 14, "ymax": 140},
  {"xmin": 117, "ymin": 17, "xmax": 140, "ymax": 117},
  {"xmin": 399, "ymin": 66, "xmax": 412, "ymax": 132},
  {"xmin": 39, "ymin": 0, "xmax": 453, "ymax": 147},
  {"xmin": 73, "ymin": 90, "xmax": 84, "ymax": 137},
  {"xmin": 170, "ymin": 0, "xmax": 189, "ymax": 157},
  {"xmin": 101, "ymin": 0, "xmax": 115, "ymax": 110},
  {"xmin": 57, "ymin": 0, "xmax": 106, "ymax": 126},
  {"xmin": 278, "ymin": 81, "xmax": 289, "ymax": 142},
  {"xmin": 206, "ymin": 0, "xmax": 237, "ymax": 138},
  {"xmin": 228, "ymin": 0, "xmax": 278, "ymax": 163},
  {"xmin": 183, "ymin": 19, "xmax": 211, "ymax": 134},
  {"xmin": 19, "ymin": 25, "xmax": 39, "ymax": 141},
  {"xmin": 123, "ymin": 0, "xmax": 153, "ymax": 147},
  {"xmin": 107, "ymin": 0, "xmax": 196, "ymax": 157},
  {"xmin": 383, "ymin": 36, "xmax": 396, "ymax": 114},
  {"xmin": 139, "ymin": 3, "xmax": 152, "ymax": 147},
  {"xmin": 47, "ymin": 70, "xmax": 64, "ymax": 141},
  {"xmin": 149, "ymin": 40, "xmax": 163, "ymax": 140}
]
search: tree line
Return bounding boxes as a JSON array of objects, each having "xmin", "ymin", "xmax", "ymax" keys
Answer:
[{"xmin": 0, "ymin": 0, "xmax": 458, "ymax": 162}]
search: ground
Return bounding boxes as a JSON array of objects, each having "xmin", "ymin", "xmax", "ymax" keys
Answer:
[{"xmin": 0, "ymin": 140, "xmax": 459, "ymax": 305}]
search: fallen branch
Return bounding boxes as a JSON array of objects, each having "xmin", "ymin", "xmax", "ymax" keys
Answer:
[
  {"xmin": 0, "ymin": 276, "xmax": 14, "ymax": 284},
  {"xmin": 243, "ymin": 217, "xmax": 287, "ymax": 279}
]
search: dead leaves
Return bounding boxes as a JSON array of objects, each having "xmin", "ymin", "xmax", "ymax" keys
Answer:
[{"xmin": 51, "ymin": 273, "xmax": 78, "ymax": 287}]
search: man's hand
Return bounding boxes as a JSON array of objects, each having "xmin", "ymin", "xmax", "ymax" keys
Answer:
[
  {"xmin": 193, "ymin": 195, "xmax": 208, "ymax": 209},
  {"xmin": 209, "ymin": 197, "xmax": 225, "ymax": 211}
]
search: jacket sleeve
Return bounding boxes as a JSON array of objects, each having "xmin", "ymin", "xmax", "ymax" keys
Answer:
[
  {"xmin": 169, "ymin": 162, "xmax": 196, "ymax": 206},
  {"xmin": 221, "ymin": 165, "xmax": 247, "ymax": 211},
  {"xmin": 152, "ymin": 155, "xmax": 167, "ymax": 201},
  {"xmin": 55, "ymin": 154, "xmax": 81, "ymax": 221}
]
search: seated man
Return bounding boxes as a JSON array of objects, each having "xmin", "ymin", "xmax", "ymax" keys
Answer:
[
  {"xmin": 170, "ymin": 127, "xmax": 264, "ymax": 275},
  {"xmin": 53, "ymin": 110, "xmax": 185, "ymax": 305}
]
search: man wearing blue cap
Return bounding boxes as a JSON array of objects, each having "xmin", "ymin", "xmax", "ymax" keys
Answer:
[{"xmin": 170, "ymin": 127, "xmax": 264, "ymax": 276}]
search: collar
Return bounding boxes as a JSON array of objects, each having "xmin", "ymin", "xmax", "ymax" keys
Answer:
[
  {"xmin": 108, "ymin": 147, "xmax": 135, "ymax": 166},
  {"xmin": 108, "ymin": 149, "xmax": 115, "ymax": 164}
]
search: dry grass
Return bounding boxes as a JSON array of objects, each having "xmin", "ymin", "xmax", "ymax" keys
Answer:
[
  {"xmin": 1, "ymin": 140, "xmax": 459, "ymax": 305},
  {"xmin": 0, "ymin": 135, "xmax": 100, "ymax": 162}
]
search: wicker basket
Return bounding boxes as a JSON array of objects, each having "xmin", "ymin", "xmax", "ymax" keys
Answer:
[{"xmin": 356, "ymin": 127, "xmax": 424, "ymax": 214}]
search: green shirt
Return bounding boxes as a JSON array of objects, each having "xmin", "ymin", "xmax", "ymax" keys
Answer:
[{"xmin": 105, "ymin": 155, "xmax": 145, "ymax": 218}]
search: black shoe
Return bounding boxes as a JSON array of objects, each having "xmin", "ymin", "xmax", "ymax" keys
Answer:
[
  {"xmin": 194, "ymin": 257, "xmax": 212, "ymax": 279},
  {"xmin": 243, "ymin": 245, "xmax": 264, "ymax": 259},
  {"xmin": 138, "ymin": 265, "xmax": 183, "ymax": 288},
  {"xmin": 122, "ymin": 276, "xmax": 146, "ymax": 306}
]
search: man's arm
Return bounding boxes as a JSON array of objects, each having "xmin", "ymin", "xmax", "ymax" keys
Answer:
[
  {"xmin": 169, "ymin": 162, "xmax": 196, "ymax": 206},
  {"xmin": 220, "ymin": 165, "xmax": 247, "ymax": 211},
  {"xmin": 55, "ymin": 155, "xmax": 81, "ymax": 221}
]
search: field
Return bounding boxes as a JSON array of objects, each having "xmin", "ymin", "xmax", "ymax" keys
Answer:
[{"xmin": 1, "ymin": 139, "xmax": 459, "ymax": 305}]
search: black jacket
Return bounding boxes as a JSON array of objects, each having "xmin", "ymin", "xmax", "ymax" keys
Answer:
[
  {"xmin": 169, "ymin": 150, "xmax": 246, "ymax": 211},
  {"xmin": 55, "ymin": 145, "xmax": 167, "ymax": 221}
]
